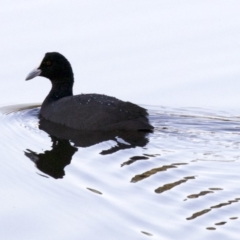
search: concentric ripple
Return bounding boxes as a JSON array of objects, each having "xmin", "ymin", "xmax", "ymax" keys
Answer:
[{"xmin": 0, "ymin": 104, "xmax": 240, "ymax": 240}]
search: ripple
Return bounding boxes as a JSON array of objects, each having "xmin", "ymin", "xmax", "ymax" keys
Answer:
[
  {"xmin": 186, "ymin": 197, "xmax": 240, "ymax": 220},
  {"xmin": 1, "ymin": 104, "xmax": 240, "ymax": 239},
  {"xmin": 131, "ymin": 162, "xmax": 187, "ymax": 183},
  {"xmin": 155, "ymin": 176, "xmax": 196, "ymax": 194},
  {"xmin": 141, "ymin": 231, "xmax": 153, "ymax": 236},
  {"xmin": 86, "ymin": 188, "xmax": 103, "ymax": 195},
  {"xmin": 187, "ymin": 188, "xmax": 222, "ymax": 199}
]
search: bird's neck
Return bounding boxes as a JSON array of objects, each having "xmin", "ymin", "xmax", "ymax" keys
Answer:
[{"xmin": 44, "ymin": 78, "xmax": 74, "ymax": 103}]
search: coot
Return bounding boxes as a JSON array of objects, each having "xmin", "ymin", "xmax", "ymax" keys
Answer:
[{"xmin": 26, "ymin": 52, "xmax": 153, "ymax": 131}]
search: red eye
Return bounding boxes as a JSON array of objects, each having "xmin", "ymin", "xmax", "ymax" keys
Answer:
[{"xmin": 46, "ymin": 61, "xmax": 51, "ymax": 66}]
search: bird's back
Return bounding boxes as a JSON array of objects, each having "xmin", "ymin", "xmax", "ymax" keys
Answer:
[{"xmin": 40, "ymin": 93, "xmax": 153, "ymax": 131}]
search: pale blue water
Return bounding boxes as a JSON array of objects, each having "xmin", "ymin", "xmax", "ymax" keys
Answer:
[
  {"xmin": 1, "ymin": 1, "xmax": 240, "ymax": 239},
  {"xmin": 0, "ymin": 104, "xmax": 239, "ymax": 240}
]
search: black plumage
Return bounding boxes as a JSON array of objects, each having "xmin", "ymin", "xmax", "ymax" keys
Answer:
[{"xmin": 26, "ymin": 52, "xmax": 153, "ymax": 131}]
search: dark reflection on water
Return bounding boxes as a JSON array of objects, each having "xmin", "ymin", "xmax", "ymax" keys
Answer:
[
  {"xmin": 86, "ymin": 188, "xmax": 102, "ymax": 195},
  {"xmin": 207, "ymin": 217, "xmax": 239, "ymax": 231},
  {"xmin": 155, "ymin": 176, "xmax": 196, "ymax": 194},
  {"xmin": 121, "ymin": 155, "xmax": 149, "ymax": 166},
  {"xmin": 131, "ymin": 162, "xmax": 187, "ymax": 183},
  {"xmin": 187, "ymin": 188, "xmax": 223, "ymax": 199},
  {"xmin": 187, "ymin": 197, "xmax": 240, "ymax": 220},
  {"xmin": 215, "ymin": 221, "xmax": 227, "ymax": 225},
  {"xmin": 39, "ymin": 118, "xmax": 150, "ymax": 152},
  {"xmin": 188, "ymin": 190, "xmax": 213, "ymax": 198},
  {"xmin": 206, "ymin": 227, "xmax": 216, "ymax": 230},
  {"xmin": 24, "ymin": 117, "xmax": 151, "ymax": 178},
  {"xmin": 141, "ymin": 231, "xmax": 153, "ymax": 236},
  {"xmin": 1, "ymin": 104, "xmax": 240, "ymax": 239},
  {"xmin": 25, "ymin": 138, "xmax": 78, "ymax": 179},
  {"xmin": 187, "ymin": 189, "xmax": 219, "ymax": 199}
]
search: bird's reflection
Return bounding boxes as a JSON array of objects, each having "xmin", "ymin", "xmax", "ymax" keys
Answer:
[
  {"xmin": 25, "ymin": 137, "xmax": 77, "ymax": 179},
  {"xmin": 24, "ymin": 118, "xmax": 151, "ymax": 179}
]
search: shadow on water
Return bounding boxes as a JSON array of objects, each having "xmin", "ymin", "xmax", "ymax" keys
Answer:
[{"xmin": 24, "ymin": 117, "xmax": 151, "ymax": 179}]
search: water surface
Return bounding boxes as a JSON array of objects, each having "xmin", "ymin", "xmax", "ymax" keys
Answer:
[{"xmin": 0, "ymin": 104, "xmax": 239, "ymax": 240}]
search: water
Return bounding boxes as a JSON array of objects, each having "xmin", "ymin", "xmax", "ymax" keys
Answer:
[
  {"xmin": 1, "ymin": 1, "xmax": 240, "ymax": 239},
  {"xmin": 0, "ymin": 104, "xmax": 239, "ymax": 240}
]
